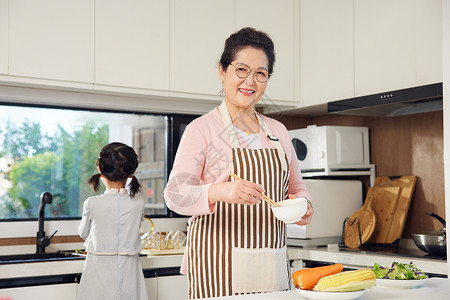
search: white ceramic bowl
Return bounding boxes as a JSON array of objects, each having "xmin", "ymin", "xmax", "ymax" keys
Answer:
[{"xmin": 271, "ymin": 198, "xmax": 308, "ymax": 223}]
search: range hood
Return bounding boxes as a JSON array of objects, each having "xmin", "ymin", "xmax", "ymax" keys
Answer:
[{"xmin": 327, "ymin": 82, "xmax": 443, "ymax": 117}]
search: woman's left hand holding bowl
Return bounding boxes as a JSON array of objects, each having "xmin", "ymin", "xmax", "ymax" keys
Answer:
[{"xmin": 288, "ymin": 194, "xmax": 313, "ymax": 225}]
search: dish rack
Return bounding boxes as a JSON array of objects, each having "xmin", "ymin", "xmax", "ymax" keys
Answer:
[{"xmin": 141, "ymin": 230, "xmax": 187, "ymax": 251}]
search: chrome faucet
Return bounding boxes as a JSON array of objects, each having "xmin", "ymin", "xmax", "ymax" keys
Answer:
[{"xmin": 36, "ymin": 192, "xmax": 58, "ymax": 254}]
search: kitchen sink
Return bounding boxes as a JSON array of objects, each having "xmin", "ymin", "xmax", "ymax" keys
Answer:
[{"xmin": 0, "ymin": 250, "xmax": 85, "ymax": 264}]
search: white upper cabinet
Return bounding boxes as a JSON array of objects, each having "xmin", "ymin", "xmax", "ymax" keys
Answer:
[
  {"xmin": 354, "ymin": 0, "xmax": 442, "ymax": 96},
  {"xmin": 8, "ymin": 0, "xmax": 94, "ymax": 83},
  {"xmin": 414, "ymin": 0, "xmax": 442, "ymax": 86},
  {"xmin": 1, "ymin": 1, "xmax": 443, "ymax": 113},
  {"xmin": 95, "ymin": 0, "xmax": 170, "ymax": 90},
  {"xmin": 170, "ymin": 0, "xmax": 234, "ymax": 96},
  {"xmin": 236, "ymin": 0, "xmax": 298, "ymax": 105},
  {"xmin": 0, "ymin": 0, "xmax": 8, "ymax": 75},
  {"xmin": 300, "ymin": 0, "xmax": 354, "ymax": 107}
]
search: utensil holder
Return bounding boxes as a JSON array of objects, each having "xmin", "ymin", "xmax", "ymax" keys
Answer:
[
  {"xmin": 340, "ymin": 217, "xmax": 363, "ymax": 249},
  {"xmin": 339, "ymin": 218, "xmax": 400, "ymax": 249}
]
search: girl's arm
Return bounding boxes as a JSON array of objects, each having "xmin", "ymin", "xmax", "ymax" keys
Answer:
[{"xmin": 78, "ymin": 199, "xmax": 91, "ymax": 240}]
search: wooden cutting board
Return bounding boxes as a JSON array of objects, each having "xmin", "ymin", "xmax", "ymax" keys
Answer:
[
  {"xmin": 366, "ymin": 186, "xmax": 401, "ymax": 244},
  {"xmin": 374, "ymin": 176, "xmax": 417, "ymax": 243},
  {"xmin": 344, "ymin": 196, "xmax": 376, "ymax": 248}
]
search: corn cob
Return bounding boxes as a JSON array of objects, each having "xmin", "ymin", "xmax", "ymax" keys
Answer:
[{"xmin": 313, "ymin": 269, "xmax": 376, "ymax": 292}]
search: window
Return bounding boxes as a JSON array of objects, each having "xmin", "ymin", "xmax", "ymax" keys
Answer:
[{"xmin": 0, "ymin": 104, "xmax": 168, "ymax": 220}]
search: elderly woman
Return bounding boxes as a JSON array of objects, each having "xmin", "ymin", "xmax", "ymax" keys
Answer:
[{"xmin": 164, "ymin": 27, "xmax": 313, "ymax": 299}]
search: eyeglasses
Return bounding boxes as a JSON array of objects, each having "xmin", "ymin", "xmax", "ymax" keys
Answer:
[{"xmin": 229, "ymin": 63, "xmax": 270, "ymax": 83}]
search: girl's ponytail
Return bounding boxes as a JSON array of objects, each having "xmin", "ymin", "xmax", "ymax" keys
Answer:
[
  {"xmin": 129, "ymin": 175, "xmax": 141, "ymax": 198},
  {"xmin": 88, "ymin": 173, "xmax": 102, "ymax": 193}
]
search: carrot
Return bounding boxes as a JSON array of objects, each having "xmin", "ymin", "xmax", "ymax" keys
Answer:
[
  {"xmin": 297, "ymin": 263, "xmax": 344, "ymax": 290},
  {"xmin": 291, "ymin": 269, "xmax": 309, "ymax": 288}
]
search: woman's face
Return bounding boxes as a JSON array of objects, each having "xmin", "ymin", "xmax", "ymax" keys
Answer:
[{"xmin": 219, "ymin": 47, "xmax": 269, "ymax": 110}]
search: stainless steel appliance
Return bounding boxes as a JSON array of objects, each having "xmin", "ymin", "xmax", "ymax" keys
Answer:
[{"xmin": 327, "ymin": 82, "xmax": 442, "ymax": 117}]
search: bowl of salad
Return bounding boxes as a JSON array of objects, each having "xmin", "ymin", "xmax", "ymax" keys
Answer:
[{"xmin": 372, "ymin": 261, "xmax": 427, "ymax": 288}]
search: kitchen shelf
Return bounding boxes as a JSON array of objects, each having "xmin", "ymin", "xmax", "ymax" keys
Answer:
[{"xmin": 301, "ymin": 164, "xmax": 376, "ymax": 186}]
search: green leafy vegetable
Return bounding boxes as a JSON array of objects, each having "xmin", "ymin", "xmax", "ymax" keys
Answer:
[
  {"xmin": 371, "ymin": 262, "xmax": 427, "ymax": 280},
  {"xmin": 372, "ymin": 262, "xmax": 389, "ymax": 278}
]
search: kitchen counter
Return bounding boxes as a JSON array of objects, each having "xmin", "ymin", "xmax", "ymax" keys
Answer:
[
  {"xmin": 288, "ymin": 244, "xmax": 447, "ymax": 276},
  {"xmin": 0, "ymin": 254, "xmax": 183, "ymax": 280},
  {"xmin": 204, "ymin": 278, "xmax": 450, "ymax": 299},
  {"xmin": 3, "ymin": 244, "xmax": 444, "ymax": 280}
]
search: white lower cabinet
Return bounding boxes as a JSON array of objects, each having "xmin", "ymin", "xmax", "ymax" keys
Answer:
[
  {"xmin": 157, "ymin": 275, "xmax": 188, "ymax": 300},
  {"xmin": 145, "ymin": 277, "xmax": 158, "ymax": 300},
  {"xmin": 0, "ymin": 276, "xmax": 185, "ymax": 300},
  {"xmin": 0, "ymin": 274, "xmax": 186, "ymax": 300},
  {"xmin": 145, "ymin": 274, "xmax": 188, "ymax": 300},
  {"xmin": 0, "ymin": 283, "xmax": 77, "ymax": 300}
]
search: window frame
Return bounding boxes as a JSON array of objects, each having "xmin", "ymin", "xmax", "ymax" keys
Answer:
[{"xmin": 0, "ymin": 101, "xmax": 198, "ymax": 222}]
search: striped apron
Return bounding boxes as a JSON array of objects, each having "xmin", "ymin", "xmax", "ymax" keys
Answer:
[{"xmin": 186, "ymin": 101, "xmax": 290, "ymax": 299}]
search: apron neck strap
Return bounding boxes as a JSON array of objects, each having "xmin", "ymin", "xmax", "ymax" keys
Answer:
[
  {"xmin": 256, "ymin": 114, "xmax": 288, "ymax": 172},
  {"xmin": 218, "ymin": 100, "xmax": 287, "ymax": 172},
  {"xmin": 219, "ymin": 101, "xmax": 240, "ymax": 148}
]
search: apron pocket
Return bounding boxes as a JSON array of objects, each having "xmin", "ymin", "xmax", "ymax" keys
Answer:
[{"xmin": 232, "ymin": 246, "xmax": 289, "ymax": 294}]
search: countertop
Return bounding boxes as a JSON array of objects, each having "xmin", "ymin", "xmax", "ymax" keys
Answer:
[
  {"xmin": 204, "ymin": 278, "xmax": 450, "ymax": 299},
  {"xmin": 1, "ymin": 244, "xmax": 447, "ymax": 280},
  {"xmin": 287, "ymin": 244, "xmax": 447, "ymax": 276}
]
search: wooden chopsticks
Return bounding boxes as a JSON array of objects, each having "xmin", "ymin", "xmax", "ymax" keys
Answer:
[{"xmin": 229, "ymin": 173, "xmax": 280, "ymax": 207}]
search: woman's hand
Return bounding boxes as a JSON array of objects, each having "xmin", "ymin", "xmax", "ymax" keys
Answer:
[
  {"xmin": 295, "ymin": 203, "xmax": 313, "ymax": 226},
  {"xmin": 209, "ymin": 177, "xmax": 264, "ymax": 206},
  {"xmin": 287, "ymin": 194, "xmax": 314, "ymax": 226}
]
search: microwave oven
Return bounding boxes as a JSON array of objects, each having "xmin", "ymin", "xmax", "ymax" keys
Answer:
[{"xmin": 288, "ymin": 125, "xmax": 374, "ymax": 181}]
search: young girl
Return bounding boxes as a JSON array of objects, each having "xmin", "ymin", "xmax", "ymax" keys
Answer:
[{"xmin": 77, "ymin": 142, "xmax": 148, "ymax": 300}]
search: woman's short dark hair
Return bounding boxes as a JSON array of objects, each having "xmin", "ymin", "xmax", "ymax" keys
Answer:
[
  {"xmin": 88, "ymin": 142, "xmax": 141, "ymax": 198},
  {"xmin": 219, "ymin": 27, "xmax": 275, "ymax": 76}
]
